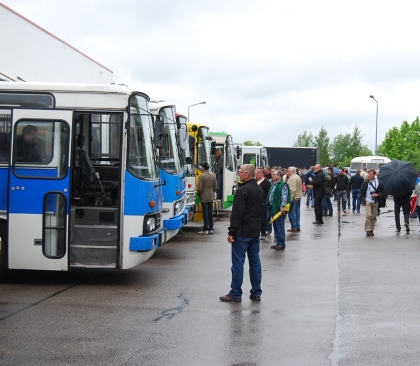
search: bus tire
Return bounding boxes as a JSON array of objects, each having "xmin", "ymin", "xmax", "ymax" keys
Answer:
[{"xmin": 0, "ymin": 221, "xmax": 9, "ymax": 281}]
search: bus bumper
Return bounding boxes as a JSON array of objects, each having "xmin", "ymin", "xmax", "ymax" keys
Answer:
[
  {"xmin": 163, "ymin": 209, "xmax": 188, "ymax": 230},
  {"xmin": 186, "ymin": 204, "xmax": 197, "ymax": 221},
  {"xmin": 129, "ymin": 229, "xmax": 167, "ymax": 252}
]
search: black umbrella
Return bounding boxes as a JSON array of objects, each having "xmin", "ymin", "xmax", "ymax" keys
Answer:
[{"xmin": 378, "ymin": 160, "xmax": 418, "ymax": 196}]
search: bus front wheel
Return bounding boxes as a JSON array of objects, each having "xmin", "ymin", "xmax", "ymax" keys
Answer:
[{"xmin": 0, "ymin": 221, "xmax": 9, "ymax": 281}]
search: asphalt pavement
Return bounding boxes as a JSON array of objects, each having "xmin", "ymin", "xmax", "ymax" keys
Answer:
[{"xmin": 1, "ymin": 198, "xmax": 420, "ymax": 365}]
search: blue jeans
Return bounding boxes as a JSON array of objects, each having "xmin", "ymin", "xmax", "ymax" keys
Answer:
[
  {"xmin": 306, "ymin": 188, "xmax": 314, "ymax": 207},
  {"xmin": 288, "ymin": 200, "xmax": 300, "ymax": 229},
  {"xmin": 273, "ymin": 213, "xmax": 286, "ymax": 248},
  {"xmin": 352, "ymin": 188, "xmax": 361, "ymax": 212},
  {"xmin": 202, "ymin": 202, "xmax": 213, "ymax": 231},
  {"xmin": 266, "ymin": 208, "xmax": 273, "ymax": 234},
  {"xmin": 322, "ymin": 194, "xmax": 333, "ymax": 215},
  {"xmin": 229, "ymin": 235, "xmax": 262, "ymax": 298}
]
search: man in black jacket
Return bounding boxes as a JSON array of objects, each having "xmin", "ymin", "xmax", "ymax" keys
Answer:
[
  {"xmin": 256, "ymin": 168, "xmax": 271, "ymax": 240},
  {"xmin": 349, "ymin": 169, "xmax": 365, "ymax": 213},
  {"xmin": 309, "ymin": 164, "xmax": 325, "ymax": 224},
  {"xmin": 335, "ymin": 168, "xmax": 349, "ymax": 215},
  {"xmin": 220, "ymin": 164, "xmax": 264, "ymax": 303}
]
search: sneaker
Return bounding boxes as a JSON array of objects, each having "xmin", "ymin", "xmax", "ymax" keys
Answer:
[
  {"xmin": 271, "ymin": 245, "xmax": 285, "ymax": 250},
  {"xmin": 198, "ymin": 230, "xmax": 209, "ymax": 235},
  {"xmin": 343, "ymin": 210, "xmax": 347, "ymax": 215},
  {"xmin": 405, "ymin": 223, "xmax": 410, "ymax": 233},
  {"xmin": 220, "ymin": 294, "xmax": 242, "ymax": 302},
  {"xmin": 260, "ymin": 235, "xmax": 266, "ymax": 240},
  {"xmin": 209, "ymin": 229, "xmax": 214, "ymax": 234}
]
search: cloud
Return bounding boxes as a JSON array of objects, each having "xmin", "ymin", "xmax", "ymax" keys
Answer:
[{"xmin": 3, "ymin": 0, "xmax": 420, "ymax": 154}]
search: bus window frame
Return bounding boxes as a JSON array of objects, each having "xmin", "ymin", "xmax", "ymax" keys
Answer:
[{"xmin": 12, "ymin": 117, "xmax": 70, "ymax": 180}]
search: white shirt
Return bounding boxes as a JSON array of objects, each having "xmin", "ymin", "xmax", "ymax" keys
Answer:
[{"xmin": 365, "ymin": 178, "xmax": 379, "ymax": 203}]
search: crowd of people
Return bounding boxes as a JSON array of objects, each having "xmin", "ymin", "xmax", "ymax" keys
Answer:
[{"xmin": 219, "ymin": 162, "xmax": 417, "ymax": 303}]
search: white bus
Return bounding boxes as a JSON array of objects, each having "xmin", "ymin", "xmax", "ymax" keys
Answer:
[
  {"xmin": 240, "ymin": 146, "xmax": 269, "ymax": 169},
  {"xmin": 350, "ymin": 156, "xmax": 391, "ymax": 176}
]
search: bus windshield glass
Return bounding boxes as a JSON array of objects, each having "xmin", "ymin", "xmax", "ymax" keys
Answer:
[
  {"xmin": 159, "ymin": 107, "xmax": 182, "ymax": 174},
  {"xmin": 127, "ymin": 94, "xmax": 158, "ymax": 179},
  {"xmin": 197, "ymin": 126, "xmax": 213, "ymax": 172},
  {"xmin": 225, "ymin": 135, "xmax": 236, "ymax": 172}
]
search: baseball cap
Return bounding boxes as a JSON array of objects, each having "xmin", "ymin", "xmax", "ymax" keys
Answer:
[{"xmin": 201, "ymin": 162, "xmax": 209, "ymax": 170}]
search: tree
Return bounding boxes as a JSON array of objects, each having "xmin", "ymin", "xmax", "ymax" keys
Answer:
[
  {"xmin": 293, "ymin": 131, "xmax": 314, "ymax": 147},
  {"xmin": 359, "ymin": 145, "xmax": 373, "ymax": 156},
  {"xmin": 378, "ymin": 117, "xmax": 420, "ymax": 160},
  {"xmin": 244, "ymin": 140, "xmax": 262, "ymax": 146},
  {"xmin": 329, "ymin": 126, "xmax": 367, "ymax": 166},
  {"xmin": 313, "ymin": 127, "xmax": 330, "ymax": 166}
]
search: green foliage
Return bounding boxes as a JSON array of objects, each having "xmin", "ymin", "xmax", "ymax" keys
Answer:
[
  {"xmin": 378, "ymin": 117, "xmax": 420, "ymax": 161},
  {"xmin": 294, "ymin": 125, "xmax": 370, "ymax": 167},
  {"xmin": 314, "ymin": 127, "xmax": 330, "ymax": 166},
  {"xmin": 244, "ymin": 140, "xmax": 262, "ymax": 146},
  {"xmin": 403, "ymin": 150, "xmax": 420, "ymax": 171},
  {"xmin": 293, "ymin": 131, "xmax": 314, "ymax": 147}
]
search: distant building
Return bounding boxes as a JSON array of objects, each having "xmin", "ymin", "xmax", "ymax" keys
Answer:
[{"xmin": 0, "ymin": 2, "xmax": 113, "ymax": 83}]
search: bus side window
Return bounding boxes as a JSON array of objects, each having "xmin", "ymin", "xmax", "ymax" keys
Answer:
[{"xmin": 0, "ymin": 132, "xmax": 9, "ymax": 163}]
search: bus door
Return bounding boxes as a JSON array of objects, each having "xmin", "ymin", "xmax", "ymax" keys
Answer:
[{"xmin": 8, "ymin": 109, "xmax": 73, "ymax": 271}]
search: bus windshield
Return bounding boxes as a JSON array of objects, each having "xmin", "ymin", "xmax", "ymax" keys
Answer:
[
  {"xmin": 159, "ymin": 107, "xmax": 182, "ymax": 174},
  {"xmin": 197, "ymin": 126, "xmax": 213, "ymax": 172},
  {"xmin": 225, "ymin": 135, "xmax": 236, "ymax": 172},
  {"xmin": 127, "ymin": 94, "xmax": 158, "ymax": 179}
]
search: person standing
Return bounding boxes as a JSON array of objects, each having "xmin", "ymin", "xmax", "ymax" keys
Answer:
[
  {"xmin": 197, "ymin": 162, "xmax": 217, "ymax": 235},
  {"xmin": 267, "ymin": 170, "xmax": 290, "ymax": 250},
  {"xmin": 361, "ymin": 169, "xmax": 385, "ymax": 236},
  {"xmin": 344, "ymin": 169, "xmax": 351, "ymax": 210},
  {"xmin": 256, "ymin": 168, "xmax": 271, "ymax": 240},
  {"xmin": 335, "ymin": 168, "xmax": 349, "ymax": 215},
  {"xmin": 286, "ymin": 166, "xmax": 302, "ymax": 232},
  {"xmin": 220, "ymin": 164, "xmax": 263, "ymax": 302},
  {"xmin": 309, "ymin": 164, "xmax": 325, "ymax": 224},
  {"xmin": 394, "ymin": 192, "xmax": 411, "ymax": 233},
  {"xmin": 214, "ymin": 149, "xmax": 223, "ymax": 199},
  {"xmin": 349, "ymin": 169, "xmax": 364, "ymax": 213},
  {"xmin": 305, "ymin": 166, "xmax": 315, "ymax": 208},
  {"xmin": 323, "ymin": 167, "xmax": 335, "ymax": 216}
]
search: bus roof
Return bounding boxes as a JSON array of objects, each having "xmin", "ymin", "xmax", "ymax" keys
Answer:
[{"xmin": 0, "ymin": 82, "xmax": 149, "ymax": 98}]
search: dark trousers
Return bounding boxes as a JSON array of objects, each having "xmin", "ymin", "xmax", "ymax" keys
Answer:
[
  {"xmin": 394, "ymin": 200, "xmax": 410, "ymax": 230},
  {"xmin": 261, "ymin": 205, "xmax": 267, "ymax": 236},
  {"xmin": 202, "ymin": 202, "xmax": 213, "ymax": 231},
  {"xmin": 314, "ymin": 196, "xmax": 323, "ymax": 222}
]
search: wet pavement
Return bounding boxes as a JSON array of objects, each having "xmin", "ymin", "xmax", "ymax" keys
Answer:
[{"xmin": 1, "ymin": 199, "xmax": 420, "ymax": 365}]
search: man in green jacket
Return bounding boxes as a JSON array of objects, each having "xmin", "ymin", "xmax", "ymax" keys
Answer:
[{"xmin": 266, "ymin": 170, "xmax": 291, "ymax": 250}]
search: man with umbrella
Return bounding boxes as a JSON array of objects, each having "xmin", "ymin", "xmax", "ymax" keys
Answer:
[
  {"xmin": 361, "ymin": 169, "xmax": 385, "ymax": 236},
  {"xmin": 378, "ymin": 160, "xmax": 418, "ymax": 233}
]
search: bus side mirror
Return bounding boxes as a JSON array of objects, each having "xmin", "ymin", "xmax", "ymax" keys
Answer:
[
  {"xmin": 178, "ymin": 127, "xmax": 188, "ymax": 151},
  {"xmin": 211, "ymin": 141, "xmax": 216, "ymax": 156},
  {"xmin": 185, "ymin": 157, "xmax": 192, "ymax": 164},
  {"xmin": 236, "ymin": 145, "xmax": 242, "ymax": 160},
  {"xmin": 154, "ymin": 116, "xmax": 164, "ymax": 149},
  {"xmin": 188, "ymin": 135, "xmax": 195, "ymax": 155}
]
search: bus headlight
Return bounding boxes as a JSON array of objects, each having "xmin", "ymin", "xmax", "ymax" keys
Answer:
[{"xmin": 146, "ymin": 216, "xmax": 156, "ymax": 232}]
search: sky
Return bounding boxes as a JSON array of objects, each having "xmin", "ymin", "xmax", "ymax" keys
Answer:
[{"xmin": 3, "ymin": 0, "xmax": 420, "ymax": 153}]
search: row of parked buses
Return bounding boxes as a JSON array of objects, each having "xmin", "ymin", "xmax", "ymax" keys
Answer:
[{"xmin": 0, "ymin": 82, "xmax": 244, "ymax": 280}]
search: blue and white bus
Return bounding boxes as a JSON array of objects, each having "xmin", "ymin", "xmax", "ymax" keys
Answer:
[
  {"xmin": 0, "ymin": 82, "xmax": 167, "ymax": 280},
  {"xmin": 149, "ymin": 101, "xmax": 188, "ymax": 241}
]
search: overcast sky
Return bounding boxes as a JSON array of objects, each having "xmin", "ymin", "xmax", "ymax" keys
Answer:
[{"xmin": 3, "ymin": 0, "xmax": 420, "ymax": 153}]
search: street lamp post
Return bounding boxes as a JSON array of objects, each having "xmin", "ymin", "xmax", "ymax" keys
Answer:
[
  {"xmin": 370, "ymin": 95, "xmax": 378, "ymax": 155},
  {"xmin": 188, "ymin": 101, "xmax": 206, "ymax": 122}
]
